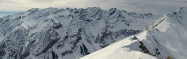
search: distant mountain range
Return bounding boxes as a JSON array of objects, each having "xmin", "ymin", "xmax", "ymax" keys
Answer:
[{"xmin": 3, "ymin": 7, "xmax": 186, "ymax": 59}]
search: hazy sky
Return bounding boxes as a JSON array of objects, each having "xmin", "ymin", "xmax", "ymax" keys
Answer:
[{"xmin": 0, "ymin": 0, "xmax": 187, "ymax": 17}]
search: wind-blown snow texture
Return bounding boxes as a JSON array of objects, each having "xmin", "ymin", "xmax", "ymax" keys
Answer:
[
  {"xmin": 81, "ymin": 7, "xmax": 187, "ymax": 59},
  {"xmin": 0, "ymin": 7, "xmax": 156, "ymax": 59}
]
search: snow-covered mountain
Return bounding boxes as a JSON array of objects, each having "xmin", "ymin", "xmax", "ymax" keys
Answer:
[
  {"xmin": 0, "ymin": 7, "xmax": 156, "ymax": 59},
  {"xmin": 80, "ymin": 36, "xmax": 157, "ymax": 59},
  {"xmin": 81, "ymin": 7, "xmax": 187, "ymax": 59}
]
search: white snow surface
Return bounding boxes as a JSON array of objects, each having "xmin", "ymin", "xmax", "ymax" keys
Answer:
[
  {"xmin": 80, "ymin": 36, "xmax": 157, "ymax": 59},
  {"xmin": 81, "ymin": 7, "xmax": 187, "ymax": 59},
  {"xmin": 0, "ymin": 7, "xmax": 157, "ymax": 59}
]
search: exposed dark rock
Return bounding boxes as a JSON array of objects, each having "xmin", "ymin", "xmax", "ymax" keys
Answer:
[
  {"xmin": 20, "ymin": 49, "xmax": 30, "ymax": 59},
  {"xmin": 53, "ymin": 24, "xmax": 63, "ymax": 29},
  {"xmin": 36, "ymin": 30, "xmax": 60, "ymax": 56},
  {"xmin": 51, "ymin": 51, "xmax": 58, "ymax": 59},
  {"xmin": 0, "ymin": 50, "xmax": 6, "ymax": 59},
  {"xmin": 80, "ymin": 44, "xmax": 89, "ymax": 55}
]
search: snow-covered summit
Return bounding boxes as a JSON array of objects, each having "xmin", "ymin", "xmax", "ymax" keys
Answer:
[
  {"xmin": 81, "ymin": 7, "xmax": 187, "ymax": 59},
  {"xmin": 144, "ymin": 7, "xmax": 187, "ymax": 59},
  {"xmin": 0, "ymin": 7, "xmax": 157, "ymax": 59},
  {"xmin": 80, "ymin": 36, "xmax": 157, "ymax": 59},
  {"xmin": 145, "ymin": 7, "xmax": 187, "ymax": 31}
]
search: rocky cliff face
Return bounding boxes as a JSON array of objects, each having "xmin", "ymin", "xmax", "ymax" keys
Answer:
[{"xmin": 0, "ymin": 7, "xmax": 156, "ymax": 59}]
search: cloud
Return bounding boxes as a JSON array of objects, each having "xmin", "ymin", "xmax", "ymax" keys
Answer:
[
  {"xmin": 0, "ymin": 0, "xmax": 187, "ymax": 15},
  {"xmin": 31, "ymin": 0, "xmax": 57, "ymax": 3},
  {"xmin": 114, "ymin": 0, "xmax": 187, "ymax": 15}
]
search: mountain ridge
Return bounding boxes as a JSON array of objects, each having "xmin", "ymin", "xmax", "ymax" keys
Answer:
[
  {"xmin": 0, "ymin": 7, "xmax": 157, "ymax": 59},
  {"xmin": 81, "ymin": 7, "xmax": 187, "ymax": 59}
]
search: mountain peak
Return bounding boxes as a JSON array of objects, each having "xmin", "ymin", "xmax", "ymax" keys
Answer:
[
  {"xmin": 82, "ymin": 7, "xmax": 187, "ymax": 59},
  {"xmin": 0, "ymin": 7, "xmax": 157, "ymax": 59},
  {"xmin": 177, "ymin": 7, "xmax": 187, "ymax": 12},
  {"xmin": 166, "ymin": 7, "xmax": 187, "ymax": 17},
  {"xmin": 28, "ymin": 8, "xmax": 40, "ymax": 12}
]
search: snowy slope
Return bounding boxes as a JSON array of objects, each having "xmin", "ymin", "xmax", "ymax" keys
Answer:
[
  {"xmin": 81, "ymin": 7, "xmax": 187, "ymax": 59},
  {"xmin": 80, "ymin": 36, "xmax": 157, "ymax": 59},
  {"xmin": 141, "ymin": 7, "xmax": 187, "ymax": 59},
  {"xmin": 0, "ymin": 7, "xmax": 156, "ymax": 59}
]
